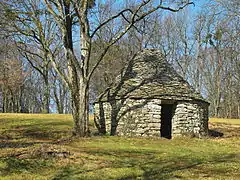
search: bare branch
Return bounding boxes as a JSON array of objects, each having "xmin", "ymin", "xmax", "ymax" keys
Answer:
[
  {"xmin": 136, "ymin": 2, "xmax": 194, "ymax": 21},
  {"xmin": 22, "ymin": 52, "xmax": 45, "ymax": 76},
  {"xmin": 88, "ymin": 1, "xmax": 194, "ymax": 81},
  {"xmin": 48, "ymin": 50, "xmax": 71, "ymax": 87},
  {"xmin": 90, "ymin": 8, "xmax": 134, "ymax": 38}
]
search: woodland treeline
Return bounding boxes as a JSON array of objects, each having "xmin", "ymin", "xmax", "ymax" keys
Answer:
[{"xmin": 0, "ymin": 0, "xmax": 239, "ymax": 119}]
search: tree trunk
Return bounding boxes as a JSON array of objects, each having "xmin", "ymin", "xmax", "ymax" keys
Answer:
[
  {"xmin": 3, "ymin": 89, "xmax": 6, "ymax": 113},
  {"xmin": 238, "ymin": 104, "xmax": 240, "ymax": 119},
  {"xmin": 42, "ymin": 73, "xmax": 50, "ymax": 113},
  {"xmin": 71, "ymin": 80, "xmax": 90, "ymax": 137},
  {"xmin": 72, "ymin": 1, "xmax": 91, "ymax": 137},
  {"xmin": 53, "ymin": 86, "xmax": 63, "ymax": 114},
  {"xmin": 110, "ymin": 100, "xmax": 120, "ymax": 136},
  {"xmin": 56, "ymin": 101, "xmax": 64, "ymax": 114}
]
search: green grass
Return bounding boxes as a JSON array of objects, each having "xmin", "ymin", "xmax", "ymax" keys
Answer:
[{"xmin": 0, "ymin": 114, "xmax": 240, "ymax": 180}]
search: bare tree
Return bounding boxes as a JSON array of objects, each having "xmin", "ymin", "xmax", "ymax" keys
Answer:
[
  {"xmin": 0, "ymin": 38, "xmax": 26, "ymax": 112},
  {"xmin": 43, "ymin": 0, "xmax": 194, "ymax": 136},
  {"xmin": 1, "ymin": 0, "xmax": 63, "ymax": 113},
  {"xmin": 2, "ymin": 0, "xmax": 194, "ymax": 136}
]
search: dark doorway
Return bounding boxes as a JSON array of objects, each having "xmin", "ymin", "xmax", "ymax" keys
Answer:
[{"xmin": 160, "ymin": 104, "xmax": 174, "ymax": 139}]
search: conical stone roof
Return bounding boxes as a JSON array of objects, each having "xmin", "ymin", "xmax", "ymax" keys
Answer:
[{"xmin": 96, "ymin": 49, "xmax": 207, "ymax": 103}]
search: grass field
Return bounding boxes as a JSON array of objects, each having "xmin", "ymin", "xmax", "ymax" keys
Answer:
[{"xmin": 0, "ymin": 113, "xmax": 240, "ymax": 180}]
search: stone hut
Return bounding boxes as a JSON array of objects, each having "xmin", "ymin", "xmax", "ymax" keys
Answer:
[{"xmin": 94, "ymin": 49, "xmax": 209, "ymax": 138}]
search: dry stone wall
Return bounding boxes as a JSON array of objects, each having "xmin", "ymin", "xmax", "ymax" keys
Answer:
[
  {"xmin": 94, "ymin": 99, "xmax": 209, "ymax": 138},
  {"xmin": 94, "ymin": 99, "xmax": 161, "ymax": 136},
  {"xmin": 172, "ymin": 101, "xmax": 209, "ymax": 137}
]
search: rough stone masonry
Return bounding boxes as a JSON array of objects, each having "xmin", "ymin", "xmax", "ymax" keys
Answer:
[{"xmin": 94, "ymin": 49, "xmax": 209, "ymax": 138}]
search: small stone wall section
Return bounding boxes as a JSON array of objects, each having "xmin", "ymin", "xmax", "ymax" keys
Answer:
[
  {"xmin": 94, "ymin": 99, "xmax": 209, "ymax": 138},
  {"xmin": 172, "ymin": 101, "xmax": 209, "ymax": 137},
  {"xmin": 94, "ymin": 99, "xmax": 162, "ymax": 136}
]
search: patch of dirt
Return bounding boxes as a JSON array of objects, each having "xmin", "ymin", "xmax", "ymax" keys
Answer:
[
  {"xmin": 0, "ymin": 140, "xmax": 36, "ymax": 148},
  {"xmin": 5, "ymin": 144, "xmax": 71, "ymax": 159},
  {"xmin": 0, "ymin": 134, "xmax": 13, "ymax": 140},
  {"xmin": 31, "ymin": 144, "xmax": 71, "ymax": 159}
]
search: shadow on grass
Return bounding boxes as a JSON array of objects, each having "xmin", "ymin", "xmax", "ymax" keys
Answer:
[
  {"xmin": 0, "ymin": 124, "xmax": 72, "ymax": 150},
  {"xmin": 1, "ymin": 120, "xmax": 73, "ymax": 141},
  {"xmin": 52, "ymin": 165, "xmax": 107, "ymax": 180},
  {"xmin": 52, "ymin": 147, "xmax": 239, "ymax": 180},
  {"xmin": 208, "ymin": 129, "xmax": 224, "ymax": 137},
  {"xmin": 0, "ymin": 141, "xmax": 50, "ymax": 149},
  {"xmin": 11, "ymin": 120, "xmax": 73, "ymax": 131},
  {"xmin": 1, "ymin": 128, "xmax": 71, "ymax": 141},
  {"xmin": 23, "ymin": 129, "xmax": 70, "ymax": 139},
  {"xmin": 0, "ymin": 157, "xmax": 52, "ymax": 176}
]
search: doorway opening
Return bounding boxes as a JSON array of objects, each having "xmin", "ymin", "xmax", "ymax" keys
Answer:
[{"xmin": 160, "ymin": 104, "xmax": 174, "ymax": 139}]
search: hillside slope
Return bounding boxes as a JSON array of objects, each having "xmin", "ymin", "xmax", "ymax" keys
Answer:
[{"xmin": 0, "ymin": 113, "xmax": 239, "ymax": 180}]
